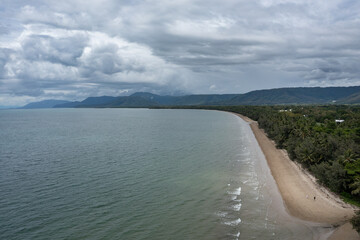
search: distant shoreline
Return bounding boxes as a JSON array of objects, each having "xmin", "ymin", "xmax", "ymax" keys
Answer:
[{"xmin": 232, "ymin": 113, "xmax": 359, "ymax": 240}]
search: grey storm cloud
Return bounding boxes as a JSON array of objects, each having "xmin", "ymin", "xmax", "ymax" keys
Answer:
[
  {"xmin": 0, "ymin": 0, "xmax": 360, "ymax": 106},
  {"xmin": 21, "ymin": 33, "xmax": 87, "ymax": 66}
]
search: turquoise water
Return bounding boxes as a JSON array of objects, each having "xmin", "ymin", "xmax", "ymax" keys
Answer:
[{"xmin": 0, "ymin": 109, "xmax": 320, "ymax": 239}]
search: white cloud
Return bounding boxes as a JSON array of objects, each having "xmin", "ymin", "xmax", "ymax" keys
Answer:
[
  {"xmin": 0, "ymin": 20, "xmax": 190, "ymax": 104},
  {"xmin": 168, "ymin": 16, "xmax": 236, "ymax": 38},
  {"xmin": 0, "ymin": 0, "xmax": 360, "ymax": 106}
]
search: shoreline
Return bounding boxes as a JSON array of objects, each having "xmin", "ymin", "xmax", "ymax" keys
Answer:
[{"xmin": 233, "ymin": 113, "xmax": 359, "ymax": 240}]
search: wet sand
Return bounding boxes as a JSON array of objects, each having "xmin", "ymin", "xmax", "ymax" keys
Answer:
[{"xmin": 235, "ymin": 113, "xmax": 359, "ymax": 240}]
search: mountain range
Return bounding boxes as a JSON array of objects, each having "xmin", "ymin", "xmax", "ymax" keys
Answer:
[
  {"xmin": 20, "ymin": 86, "xmax": 360, "ymax": 109},
  {"xmin": 20, "ymin": 100, "xmax": 71, "ymax": 109}
]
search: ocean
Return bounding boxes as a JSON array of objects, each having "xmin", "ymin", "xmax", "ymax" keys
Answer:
[{"xmin": 0, "ymin": 108, "xmax": 322, "ymax": 239}]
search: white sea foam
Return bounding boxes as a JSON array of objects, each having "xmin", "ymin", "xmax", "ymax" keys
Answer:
[
  {"xmin": 234, "ymin": 187, "xmax": 241, "ymax": 195},
  {"xmin": 228, "ymin": 187, "xmax": 241, "ymax": 196},
  {"xmin": 215, "ymin": 211, "xmax": 228, "ymax": 218},
  {"xmin": 230, "ymin": 231, "xmax": 240, "ymax": 239},
  {"xmin": 237, "ymin": 151, "xmax": 250, "ymax": 157},
  {"xmin": 233, "ymin": 203, "xmax": 242, "ymax": 211},
  {"xmin": 224, "ymin": 218, "xmax": 242, "ymax": 226}
]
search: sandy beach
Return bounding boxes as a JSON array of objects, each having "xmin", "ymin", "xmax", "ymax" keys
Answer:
[{"xmin": 235, "ymin": 113, "xmax": 359, "ymax": 240}]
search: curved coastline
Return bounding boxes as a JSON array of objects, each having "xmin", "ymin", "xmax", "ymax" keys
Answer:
[{"xmin": 233, "ymin": 113, "xmax": 359, "ymax": 240}]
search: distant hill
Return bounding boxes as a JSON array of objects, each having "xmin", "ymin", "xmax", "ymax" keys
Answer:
[
  {"xmin": 54, "ymin": 95, "xmax": 158, "ymax": 108},
  {"xmin": 224, "ymin": 86, "xmax": 360, "ymax": 105},
  {"xmin": 130, "ymin": 92, "xmax": 175, "ymax": 105},
  {"xmin": 25, "ymin": 86, "xmax": 360, "ymax": 109},
  {"xmin": 337, "ymin": 91, "xmax": 360, "ymax": 104},
  {"xmin": 53, "ymin": 92, "xmax": 239, "ymax": 108},
  {"xmin": 172, "ymin": 94, "xmax": 239, "ymax": 105},
  {"xmin": 104, "ymin": 96, "xmax": 159, "ymax": 107},
  {"xmin": 76, "ymin": 96, "xmax": 117, "ymax": 107},
  {"xmin": 54, "ymin": 101, "xmax": 81, "ymax": 108},
  {"xmin": 131, "ymin": 92, "xmax": 238, "ymax": 106},
  {"xmin": 54, "ymin": 96, "xmax": 117, "ymax": 108},
  {"xmin": 21, "ymin": 100, "xmax": 70, "ymax": 109}
]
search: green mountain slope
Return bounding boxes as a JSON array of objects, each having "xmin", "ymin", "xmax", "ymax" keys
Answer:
[
  {"xmin": 24, "ymin": 86, "xmax": 360, "ymax": 108},
  {"xmin": 338, "ymin": 91, "xmax": 360, "ymax": 104},
  {"xmin": 225, "ymin": 87, "xmax": 360, "ymax": 105},
  {"xmin": 21, "ymin": 100, "xmax": 70, "ymax": 109}
]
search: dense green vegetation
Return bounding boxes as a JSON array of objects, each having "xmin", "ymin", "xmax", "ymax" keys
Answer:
[{"xmin": 351, "ymin": 210, "xmax": 360, "ymax": 233}]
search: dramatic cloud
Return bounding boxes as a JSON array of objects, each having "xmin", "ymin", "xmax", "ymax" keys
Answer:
[{"xmin": 1, "ymin": 0, "xmax": 360, "ymax": 106}]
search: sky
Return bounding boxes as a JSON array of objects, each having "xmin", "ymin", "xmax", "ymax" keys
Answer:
[{"xmin": 1, "ymin": 0, "xmax": 360, "ymax": 106}]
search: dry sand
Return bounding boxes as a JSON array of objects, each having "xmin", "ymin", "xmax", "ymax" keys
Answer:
[
  {"xmin": 328, "ymin": 223, "xmax": 360, "ymax": 240},
  {"xmin": 235, "ymin": 113, "xmax": 359, "ymax": 240}
]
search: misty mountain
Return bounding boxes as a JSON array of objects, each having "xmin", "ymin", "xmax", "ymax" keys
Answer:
[
  {"xmin": 131, "ymin": 92, "xmax": 238, "ymax": 105},
  {"xmin": 103, "ymin": 96, "xmax": 159, "ymax": 107},
  {"xmin": 20, "ymin": 100, "xmax": 70, "ymax": 109},
  {"xmin": 54, "ymin": 95, "xmax": 158, "ymax": 108},
  {"xmin": 54, "ymin": 96, "xmax": 116, "ymax": 108},
  {"xmin": 53, "ymin": 101, "xmax": 82, "ymax": 108},
  {"xmin": 225, "ymin": 86, "xmax": 360, "ymax": 105},
  {"xmin": 336, "ymin": 91, "xmax": 360, "ymax": 104},
  {"xmin": 26, "ymin": 86, "xmax": 360, "ymax": 109},
  {"xmin": 76, "ymin": 96, "xmax": 117, "ymax": 107}
]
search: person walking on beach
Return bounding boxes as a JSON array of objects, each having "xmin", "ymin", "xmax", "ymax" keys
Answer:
[{"xmin": 314, "ymin": 196, "xmax": 316, "ymax": 200}]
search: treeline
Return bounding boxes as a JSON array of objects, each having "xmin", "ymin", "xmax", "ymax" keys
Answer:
[{"xmin": 163, "ymin": 105, "xmax": 360, "ymax": 204}]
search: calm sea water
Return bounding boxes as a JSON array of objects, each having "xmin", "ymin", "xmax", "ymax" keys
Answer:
[{"xmin": 0, "ymin": 109, "xmax": 322, "ymax": 239}]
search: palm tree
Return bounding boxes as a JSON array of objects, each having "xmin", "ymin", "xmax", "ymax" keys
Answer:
[
  {"xmin": 340, "ymin": 149, "xmax": 356, "ymax": 164},
  {"xmin": 350, "ymin": 177, "xmax": 360, "ymax": 196}
]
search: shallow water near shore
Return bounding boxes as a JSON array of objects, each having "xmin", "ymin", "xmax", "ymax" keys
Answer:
[{"xmin": 0, "ymin": 108, "xmax": 331, "ymax": 239}]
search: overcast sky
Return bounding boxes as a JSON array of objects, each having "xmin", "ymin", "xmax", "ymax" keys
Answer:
[{"xmin": 1, "ymin": 0, "xmax": 360, "ymax": 106}]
